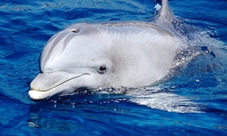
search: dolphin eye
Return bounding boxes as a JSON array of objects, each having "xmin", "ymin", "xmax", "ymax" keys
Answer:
[
  {"xmin": 98, "ymin": 64, "xmax": 107, "ymax": 74},
  {"xmin": 71, "ymin": 28, "xmax": 80, "ymax": 33}
]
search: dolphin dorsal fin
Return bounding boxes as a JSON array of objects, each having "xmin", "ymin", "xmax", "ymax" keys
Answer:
[{"xmin": 154, "ymin": 0, "xmax": 174, "ymax": 23}]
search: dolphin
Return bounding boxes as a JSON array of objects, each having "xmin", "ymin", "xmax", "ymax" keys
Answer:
[{"xmin": 29, "ymin": 0, "xmax": 184, "ymax": 100}]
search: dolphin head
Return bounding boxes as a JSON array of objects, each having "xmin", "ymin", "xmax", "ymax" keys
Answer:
[
  {"xmin": 29, "ymin": 24, "xmax": 117, "ymax": 100},
  {"xmin": 29, "ymin": 22, "xmax": 180, "ymax": 100}
]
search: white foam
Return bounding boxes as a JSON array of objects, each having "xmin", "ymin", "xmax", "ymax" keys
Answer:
[
  {"xmin": 126, "ymin": 87, "xmax": 202, "ymax": 113},
  {"xmin": 154, "ymin": 3, "xmax": 161, "ymax": 11}
]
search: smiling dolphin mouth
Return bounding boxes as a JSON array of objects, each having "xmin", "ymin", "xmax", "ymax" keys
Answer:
[{"xmin": 29, "ymin": 72, "xmax": 89, "ymax": 100}]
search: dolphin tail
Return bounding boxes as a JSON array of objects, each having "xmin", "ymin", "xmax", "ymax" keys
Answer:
[{"xmin": 154, "ymin": 0, "xmax": 174, "ymax": 23}]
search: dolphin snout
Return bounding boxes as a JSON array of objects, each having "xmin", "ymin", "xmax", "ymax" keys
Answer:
[
  {"xmin": 30, "ymin": 72, "xmax": 63, "ymax": 91},
  {"xmin": 29, "ymin": 71, "xmax": 90, "ymax": 100},
  {"xmin": 29, "ymin": 72, "xmax": 68, "ymax": 100}
]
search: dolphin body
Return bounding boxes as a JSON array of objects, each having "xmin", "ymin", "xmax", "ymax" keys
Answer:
[{"xmin": 29, "ymin": 0, "xmax": 184, "ymax": 100}]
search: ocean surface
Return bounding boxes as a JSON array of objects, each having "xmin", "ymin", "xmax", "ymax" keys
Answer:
[{"xmin": 0, "ymin": 0, "xmax": 227, "ymax": 135}]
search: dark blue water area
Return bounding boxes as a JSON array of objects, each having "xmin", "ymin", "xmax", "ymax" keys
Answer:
[{"xmin": 0, "ymin": 0, "xmax": 227, "ymax": 135}]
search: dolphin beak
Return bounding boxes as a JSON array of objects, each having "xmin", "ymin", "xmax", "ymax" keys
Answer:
[
  {"xmin": 29, "ymin": 71, "xmax": 88, "ymax": 100},
  {"xmin": 28, "ymin": 89, "xmax": 54, "ymax": 100}
]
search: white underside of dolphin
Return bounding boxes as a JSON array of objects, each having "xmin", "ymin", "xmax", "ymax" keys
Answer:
[{"xmin": 28, "ymin": 0, "xmax": 200, "ymax": 112}]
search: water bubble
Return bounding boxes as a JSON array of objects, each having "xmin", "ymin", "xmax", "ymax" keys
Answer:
[
  {"xmin": 27, "ymin": 121, "xmax": 40, "ymax": 128},
  {"xmin": 195, "ymin": 79, "xmax": 200, "ymax": 82},
  {"xmin": 154, "ymin": 4, "xmax": 161, "ymax": 11}
]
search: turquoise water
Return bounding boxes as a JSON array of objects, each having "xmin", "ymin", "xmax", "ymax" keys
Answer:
[{"xmin": 0, "ymin": 0, "xmax": 227, "ymax": 135}]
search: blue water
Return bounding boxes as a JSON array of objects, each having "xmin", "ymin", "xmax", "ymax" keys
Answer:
[{"xmin": 0, "ymin": 0, "xmax": 227, "ymax": 135}]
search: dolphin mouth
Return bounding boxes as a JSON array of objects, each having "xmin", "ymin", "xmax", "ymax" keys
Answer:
[
  {"xmin": 28, "ymin": 89, "xmax": 54, "ymax": 100},
  {"xmin": 29, "ymin": 72, "xmax": 90, "ymax": 100},
  {"xmin": 30, "ymin": 73, "xmax": 89, "ymax": 92}
]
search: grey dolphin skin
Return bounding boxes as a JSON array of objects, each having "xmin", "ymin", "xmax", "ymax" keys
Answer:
[{"xmin": 29, "ymin": 0, "xmax": 184, "ymax": 100}]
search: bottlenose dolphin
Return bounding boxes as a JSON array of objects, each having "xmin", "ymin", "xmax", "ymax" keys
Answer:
[{"xmin": 29, "ymin": 0, "xmax": 184, "ymax": 100}]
